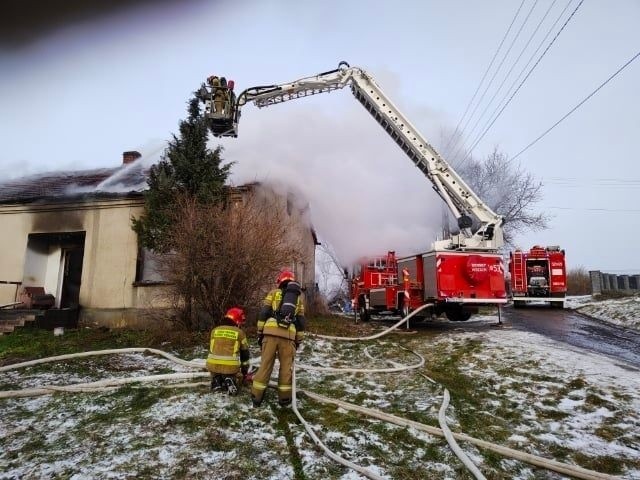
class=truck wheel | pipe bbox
[358,296,370,322]
[445,306,472,322]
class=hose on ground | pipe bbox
[296,342,486,478]
[0,342,620,480]
[312,303,431,341]
[0,347,204,372]
[439,388,487,480]
[301,389,618,480]
[291,366,386,480]
[0,372,210,399]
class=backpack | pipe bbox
[276,281,302,328]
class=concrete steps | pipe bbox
[0,310,39,335]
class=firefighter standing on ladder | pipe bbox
[251,270,305,407]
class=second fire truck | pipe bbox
[508,245,567,308]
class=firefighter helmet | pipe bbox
[224,307,246,326]
[277,270,295,286]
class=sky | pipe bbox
[1,0,639,273]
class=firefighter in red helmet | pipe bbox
[206,307,251,395]
[251,270,305,407]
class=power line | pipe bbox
[543,176,640,183]
[465,0,585,161]
[462,0,572,160]
[444,0,526,153]
[543,180,640,187]
[599,269,640,272]
[449,0,536,160]
[544,206,640,213]
[454,0,554,163]
[511,49,640,162]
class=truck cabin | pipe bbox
[350,252,398,288]
[526,261,550,291]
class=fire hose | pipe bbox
[0,318,620,480]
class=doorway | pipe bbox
[24,231,85,308]
[60,246,84,308]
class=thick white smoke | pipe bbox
[218,88,451,267]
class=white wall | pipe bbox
[44,245,62,299]
[22,237,49,288]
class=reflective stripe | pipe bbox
[208,354,239,362]
[278,385,292,392]
[207,327,247,373]
[213,330,239,340]
[207,359,239,366]
[252,381,267,391]
[264,318,296,334]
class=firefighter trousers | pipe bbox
[251,335,296,405]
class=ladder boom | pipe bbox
[203,62,504,251]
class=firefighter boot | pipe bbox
[223,377,238,396]
[279,398,292,408]
[211,375,223,392]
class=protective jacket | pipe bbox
[206,319,250,376]
[257,287,305,344]
[252,284,306,406]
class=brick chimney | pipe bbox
[122,150,142,165]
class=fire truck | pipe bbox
[200,61,508,321]
[508,246,566,308]
[350,248,505,322]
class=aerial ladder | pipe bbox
[199,61,504,254]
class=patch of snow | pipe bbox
[566,294,640,331]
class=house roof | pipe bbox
[0,163,319,240]
[0,163,148,205]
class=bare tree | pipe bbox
[160,188,305,331]
[454,147,549,245]
[316,241,349,301]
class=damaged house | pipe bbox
[0,151,318,331]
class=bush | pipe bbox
[162,190,306,331]
[567,266,591,295]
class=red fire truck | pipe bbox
[201,62,509,320]
[508,246,566,308]
[350,250,506,322]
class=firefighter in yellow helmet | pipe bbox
[206,307,251,395]
[251,270,305,407]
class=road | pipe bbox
[498,305,640,369]
[381,304,640,369]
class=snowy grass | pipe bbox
[566,294,640,331]
[2,305,640,479]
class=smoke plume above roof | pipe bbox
[219,91,449,266]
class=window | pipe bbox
[135,247,165,283]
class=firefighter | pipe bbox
[206,307,251,395]
[206,75,225,114]
[251,270,305,407]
